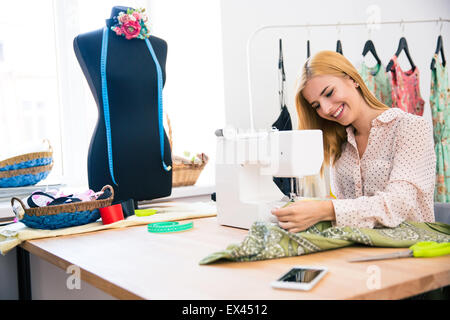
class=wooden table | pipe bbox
[20,216,450,300]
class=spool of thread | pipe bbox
[99,203,124,225]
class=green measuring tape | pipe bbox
[147,221,193,233]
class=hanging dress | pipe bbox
[359,61,393,107]
[389,55,425,116]
[430,53,450,202]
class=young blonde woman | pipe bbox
[271,50,436,232]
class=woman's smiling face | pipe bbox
[301,74,361,126]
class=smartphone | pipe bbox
[271,266,328,291]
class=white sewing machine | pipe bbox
[215,128,324,229]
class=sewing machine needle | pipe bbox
[290,178,295,201]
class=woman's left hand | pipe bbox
[271,200,335,233]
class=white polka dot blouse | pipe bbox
[330,108,436,228]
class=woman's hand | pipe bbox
[271,200,336,233]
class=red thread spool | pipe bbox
[99,204,124,225]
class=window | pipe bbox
[0,0,62,182]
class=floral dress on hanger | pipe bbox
[359,61,393,107]
[389,55,425,116]
[430,53,450,202]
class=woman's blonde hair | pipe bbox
[295,50,389,173]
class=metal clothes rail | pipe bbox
[246,18,450,131]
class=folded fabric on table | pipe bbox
[199,220,450,265]
[0,201,217,255]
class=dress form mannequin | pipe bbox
[73,6,172,208]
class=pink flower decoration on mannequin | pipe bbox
[118,13,130,24]
[132,11,141,21]
[113,26,123,36]
[121,20,141,39]
[110,8,150,40]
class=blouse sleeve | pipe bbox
[331,116,436,228]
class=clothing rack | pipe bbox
[246,18,450,131]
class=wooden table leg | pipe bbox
[16,247,32,300]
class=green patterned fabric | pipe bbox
[359,61,393,107]
[430,54,450,203]
[199,220,450,265]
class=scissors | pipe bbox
[348,241,450,263]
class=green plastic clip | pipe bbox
[135,209,157,217]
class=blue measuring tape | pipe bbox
[100,27,171,185]
[144,37,171,172]
[100,27,117,185]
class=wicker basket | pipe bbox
[0,139,54,187]
[0,139,53,171]
[172,153,209,187]
[11,185,114,230]
[0,163,53,188]
[166,114,208,187]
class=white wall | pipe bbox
[148,0,225,186]
[220,0,450,131]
